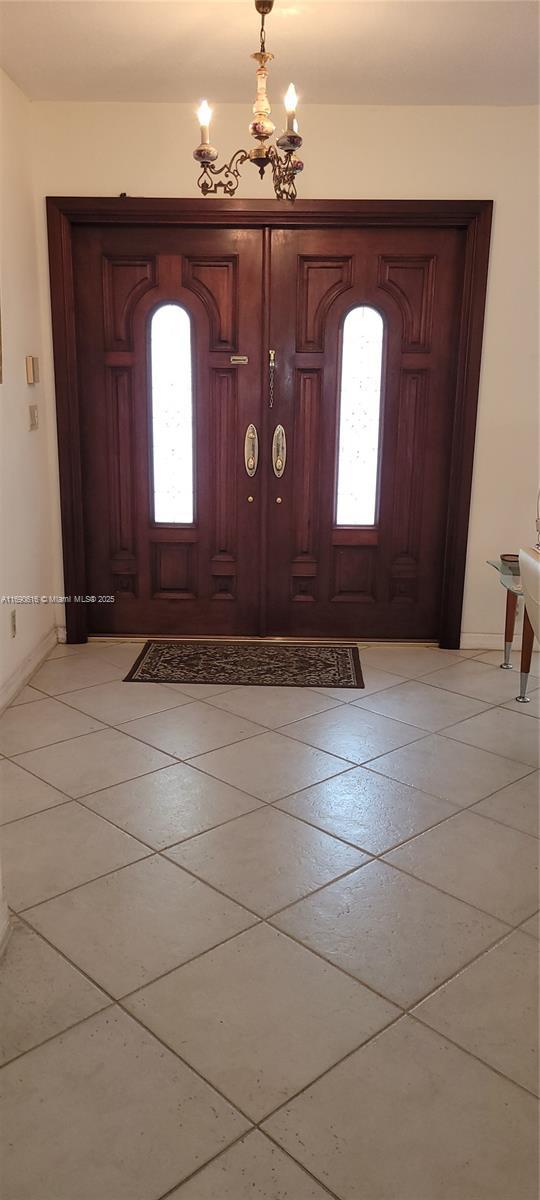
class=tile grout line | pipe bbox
[15,660,487,776]
[4,886,537,1136]
[0,795,72,829]
[246,706,537,777]
[74,791,265,852]
[518,916,540,940]
[3,746,534,844]
[118,996,406,1133]
[6,800,368,928]
[271,721,429,763]
[155,1128,343,1200]
[265,908,515,1013]
[4,748,537,947]
[0,998,117,1072]
[351,686,539,732]
[13,853,533,1082]
[251,1000,539,1131]
[266,774,539,852]
[372,854,539,927]
[12,806,520,1060]
[2,972,261,1128]
[7,769,537,943]
[8,673,540,765]
[152,1132,261,1200]
[13,849,156,915]
[6,903,535,1119]
[359,754,538,801]
[255,826,538,931]
[406,1011,539,1100]
[3,672,536,804]
[177,753,358,807]
[13,837,538,1054]
[2,685,280,763]
[6,909,263,1072]
[407,921,539,1010]
[155,847,372,925]
[118,914,403,1016]
[358,756,537,811]
[403,923,528,1013]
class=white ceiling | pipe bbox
[0,0,538,105]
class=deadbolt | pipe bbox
[276,496,282,504]
[247,495,254,503]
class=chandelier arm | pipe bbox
[267,145,298,203]
[196,150,250,197]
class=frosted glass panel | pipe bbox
[336,306,383,526]
[151,304,194,524]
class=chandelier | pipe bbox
[193,0,304,203]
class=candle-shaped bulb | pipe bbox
[197,100,212,144]
[284,83,298,132]
[284,84,297,113]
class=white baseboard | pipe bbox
[0,626,58,714]
[9,626,519,659]
[460,633,523,651]
[50,629,519,653]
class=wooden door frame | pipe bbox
[47,196,493,647]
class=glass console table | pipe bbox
[487,559,534,702]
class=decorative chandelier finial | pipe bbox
[193,0,304,202]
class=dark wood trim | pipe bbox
[259,226,272,638]
[46,197,493,646]
[47,197,490,228]
[332,528,379,547]
[46,201,88,642]
[438,200,493,647]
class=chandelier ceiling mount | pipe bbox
[193,0,304,202]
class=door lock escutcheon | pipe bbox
[272,424,286,478]
[244,423,259,477]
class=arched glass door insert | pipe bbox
[335,306,384,526]
[150,304,194,524]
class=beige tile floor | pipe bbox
[0,640,538,1200]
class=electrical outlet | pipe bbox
[10,609,16,638]
[28,404,39,431]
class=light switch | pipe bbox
[28,404,39,431]
[25,356,40,384]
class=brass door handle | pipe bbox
[244,424,259,477]
[272,424,286,478]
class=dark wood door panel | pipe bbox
[72,225,263,635]
[266,226,466,639]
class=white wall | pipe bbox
[0,72,57,702]
[24,100,540,644]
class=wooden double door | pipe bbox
[59,202,490,643]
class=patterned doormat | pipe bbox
[125,641,364,689]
